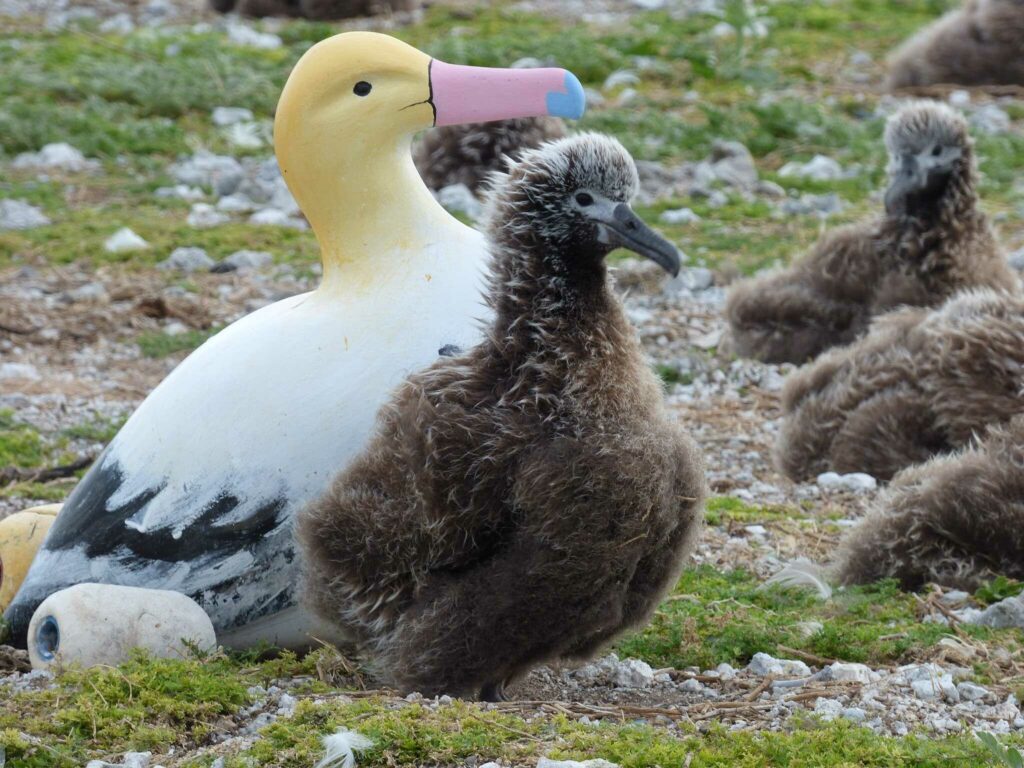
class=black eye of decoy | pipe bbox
[575,192,594,206]
[353,81,372,97]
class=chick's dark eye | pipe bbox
[931,145,942,157]
[353,81,372,97]
[575,192,594,207]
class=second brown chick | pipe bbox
[725,101,1017,365]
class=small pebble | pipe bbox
[104,227,149,253]
[0,199,50,230]
[659,207,701,225]
[747,653,811,678]
[187,203,230,229]
[816,471,877,493]
[158,247,214,273]
[0,363,41,381]
[778,155,843,181]
[212,106,255,127]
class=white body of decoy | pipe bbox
[4,31,585,649]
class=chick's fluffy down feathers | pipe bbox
[776,288,1024,482]
[887,0,1024,89]
[414,117,568,194]
[724,102,1018,365]
[297,134,705,699]
[209,0,419,19]
[834,414,1024,591]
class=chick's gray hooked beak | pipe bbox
[595,203,682,276]
[884,153,922,216]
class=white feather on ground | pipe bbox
[761,558,833,600]
[315,728,374,768]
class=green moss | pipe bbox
[0,479,76,502]
[135,326,222,358]
[617,566,1019,671]
[2,594,1019,766]
[61,416,127,445]
[0,31,286,159]
[976,576,1024,606]
[0,410,45,469]
[0,411,87,500]
[220,696,997,768]
[979,732,1024,768]
[655,363,694,387]
[703,496,804,526]
[2,0,1019,278]
[0,196,318,270]
[1,653,252,766]
[0,650,322,767]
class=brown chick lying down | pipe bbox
[834,414,1024,592]
[886,0,1024,90]
[776,288,1024,483]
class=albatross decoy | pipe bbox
[3,32,585,649]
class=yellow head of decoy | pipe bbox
[274,32,585,280]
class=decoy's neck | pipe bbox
[280,136,463,292]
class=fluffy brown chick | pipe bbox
[834,414,1024,591]
[725,101,1018,364]
[413,117,568,195]
[775,288,1024,482]
[887,0,1024,90]
[209,0,418,19]
[297,134,706,701]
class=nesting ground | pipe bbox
[3,0,1024,766]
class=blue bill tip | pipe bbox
[546,71,586,121]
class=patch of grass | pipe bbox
[0,479,77,502]
[1,652,251,766]
[2,0,1019,278]
[0,31,287,159]
[980,732,1024,768]
[703,496,804,526]
[135,326,222,358]
[655,363,694,387]
[61,416,127,445]
[0,409,45,469]
[0,194,317,270]
[976,576,1024,606]
[0,650,322,767]
[222,696,996,768]
[0,411,88,500]
[617,566,1020,672]
[1,599,1018,766]
[399,6,633,84]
